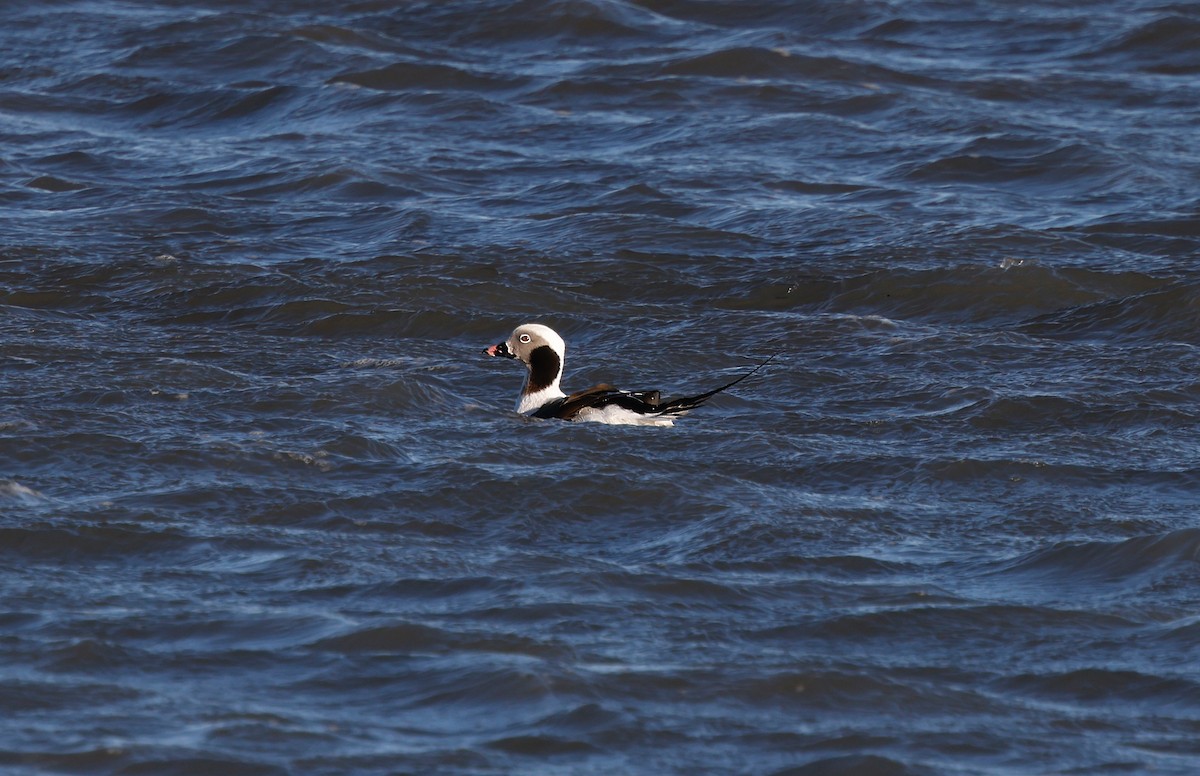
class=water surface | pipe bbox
[2,1,1199,774]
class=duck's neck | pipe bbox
[517,345,565,413]
[517,381,566,414]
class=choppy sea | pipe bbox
[2,1,1200,774]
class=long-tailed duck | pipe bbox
[483,323,771,426]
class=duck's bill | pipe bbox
[483,341,512,358]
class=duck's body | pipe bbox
[483,323,769,427]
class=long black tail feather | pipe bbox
[657,353,777,415]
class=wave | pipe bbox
[810,264,1169,327]
[454,0,686,43]
[896,140,1121,193]
[0,524,197,561]
[1020,280,1200,343]
[997,668,1200,709]
[655,45,935,89]
[1071,211,1200,257]
[312,621,569,660]
[331,61,528,92]
[0,480,44,504]
[770,754,915,776]
[1074,14,1200,75]
[708,262,1196,348]
[990,528,1200,590]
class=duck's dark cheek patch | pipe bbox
[527,345,561,392]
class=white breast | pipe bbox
[517,385,566,415]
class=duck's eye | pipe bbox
[519,334,531,343]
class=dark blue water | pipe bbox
[2,1,1200,774]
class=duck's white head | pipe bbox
[483,323,567,413]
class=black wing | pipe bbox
[532,384,663,420]
[532,355,774,421]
